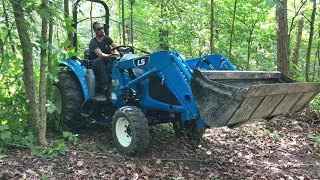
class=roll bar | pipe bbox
[72,0,110,51]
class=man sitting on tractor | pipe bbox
[88,21,118,95]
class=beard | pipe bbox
[97,32,104,37]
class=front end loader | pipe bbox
[53,46,320,155]
[52,0,320,155]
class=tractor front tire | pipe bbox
[112,106,150,156]
[54,71,86,130]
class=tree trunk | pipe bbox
[122,0,126,45]
[129,0,134,46]
[305,1,316,82]
[317,23,320,78]
[118,0,122,43]
[276,0,290,76]
[47,18,53,98]
[90,2,93,38]
[210,0,214,54]
[159,3,169,50]
[11,0,40,135]
[246,30,253,70]
[312,53,316,82]
[189,41,193,57]
[292,12,304,78]
[38,0,49,145]
[159,30,169,50]
[288,0,307,40]
[64,0,72,47]
[0,38,4,71]
[2,1,15,53]
[228,0,237,58]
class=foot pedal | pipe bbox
[92,93,108,102]
[80,100,94,117]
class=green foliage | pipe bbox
[0,125,9,131]
[0,64,30,144]
[31,139,69,158]
[40,163,56,179]
[273,119,278,125]
[150,124,174,142]
[259,121,266,126]
[310,95,320,111]
[1,131,11,141]
[272,130,281,139]
[307,134,320,149]
[46,100,56,114]
[41,173,49,180]
[63,132,78,145]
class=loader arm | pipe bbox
[111,51,204,127]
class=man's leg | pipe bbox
[92,58,110,90]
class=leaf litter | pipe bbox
[0,116,319,179]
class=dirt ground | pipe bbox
[0,116,319,180]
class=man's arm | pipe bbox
[111,42,130,53]
[94,42,121,59]
[94,48,111,59]
[111,42,118,48]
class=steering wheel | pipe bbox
[110,45,134,59]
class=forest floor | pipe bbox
[0,115,320,180]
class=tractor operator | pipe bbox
[88,21,118,96]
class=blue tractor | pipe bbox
[53,0,320,155]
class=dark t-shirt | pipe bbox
[88,35,114,60]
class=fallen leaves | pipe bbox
[76,160,84,167]
[0,118,319,179]
[155,159,161,164]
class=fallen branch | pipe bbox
[154,158,206,162]
[0,142,114,157]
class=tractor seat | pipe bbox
[81,59,94,69]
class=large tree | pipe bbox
[292,11,305,78]
[39,0,49,145]
[210,0,215,54]
[228,0,237,58]
[305,1,316,82]
[276,0,290,76]
[10,0,40,136]
[10,0,48,145]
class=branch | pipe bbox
[0,142,116,157]
[288,0,307,39]
[235,16,250,30]
[303,14,311,24]
[2,20,16,47]
[0,20,16,71]
[0,38,4,71]
[78,15,105,24]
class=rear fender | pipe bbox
[59,59,90,100]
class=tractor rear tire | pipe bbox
[112,106,150,156]
[54,71,86,130]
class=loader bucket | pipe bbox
[190,69,320,128]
